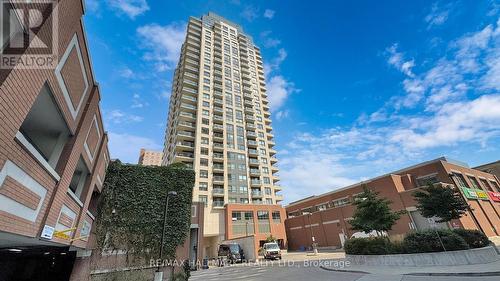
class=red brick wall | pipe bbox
[0,0,108,251]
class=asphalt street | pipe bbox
[189,262,500,281]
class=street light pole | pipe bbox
[156,190,178,280]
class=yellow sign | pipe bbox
[53,228,76,240]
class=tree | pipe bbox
[413,183,471,251]
[413,183,469,223]
[350,186,402,236]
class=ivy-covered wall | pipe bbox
[95,161,195,260]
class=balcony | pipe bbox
[213,142,224,151]
[251,180,261,187]
[213,106,224,114]
[270,157,278,163]
[182,87,198,95]
[213,152,224,159]
[181,95,197,104]
[213,200,225,208]
[214,98,223,105]
[212,188,225,195]
[213,133,224,141]
[181,103,197,112]
[176,141,194,149]
[249,158,259,166]
[213,176,225,183]
[247,140,257,148]
[213,164,224,171]
[249,169,260,176]
[179,112,196,120]
[213,124,224,132]
[178,121,195,129]
[246,131,257,139]
[178,131,195,139]
[275,194,284,202]
[175,152,194,159]
[248,149,258,156]
[213,115,224,124]
[251,190,263,198]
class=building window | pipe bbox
[240,198,249,204]
[490,181,500,192]
[200,158,208,166]
[416,174,439,187]
[317,203,329,211]
[200,170,208,178]
[201,137,209,144]
[332,197,350,208]
[265,187,271,195]
[467,176,480,189]
[17,83,71,175]
[452,173,469,188]
[199,182,208,191]
[272,211,281,223]
[480,178,493,191]
[265,198,273,205]
[68,157,90,204]
[1,3,24,52]
[257,211,270,233]
[199,195,208,207]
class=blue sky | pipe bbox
[84,0,500,203]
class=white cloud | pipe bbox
[108,132,162,163]
[279,17,500,203]
[137,22,186,71]
[119,67,134,78]
[425,3,451,29]
[107,0,149,19]
[131,93,149,108]
[263,9,275,19]
[106,109,144,124]
[264,48,287,76]
[260,31,281,48]
[275,110,289,120]
[241,5,259,21]
[267,75,296,112]
[386,43,415,77]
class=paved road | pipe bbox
[189,263,500,281]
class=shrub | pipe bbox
[403,229,469,253]
[344,237,392,255]
[452,229,490,248]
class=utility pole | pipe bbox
[155,191,178,281]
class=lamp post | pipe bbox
[155,191,177,281]
[304,212,318,255]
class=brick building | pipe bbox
[475,160,500,179]
[138,148,163,166]
[285,157,500,251]
[0,0,109,280]
[224,204,287,255]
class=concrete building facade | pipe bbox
[162,12,285,257]
[0,0,109,279]
[285,157,500,251]
[138,148,163,166]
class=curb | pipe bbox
[320,266,500,276]
[319,266,369,274]
[405,272,500,277]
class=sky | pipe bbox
[84,0,500,204]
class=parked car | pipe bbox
[217,243,245,264]
[262,242,282,260]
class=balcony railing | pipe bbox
[213,188,225,195]
[213,176,225,182]
[213,200,225,207]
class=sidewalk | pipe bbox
[321,258,500,276]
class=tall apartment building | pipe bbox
[138,148,163,166]
[163,12,285,257]
[0,1,109,280]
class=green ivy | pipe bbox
[95,161,195,261]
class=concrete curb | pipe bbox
[319,266,369,274]
[319,266,500,276]
[405,272,500,277]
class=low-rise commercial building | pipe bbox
[475,160,500,179]
[285,157,500,251]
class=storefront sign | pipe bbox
[461,187,489,201]
[488,191,500,202]
[40,225,54,240]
